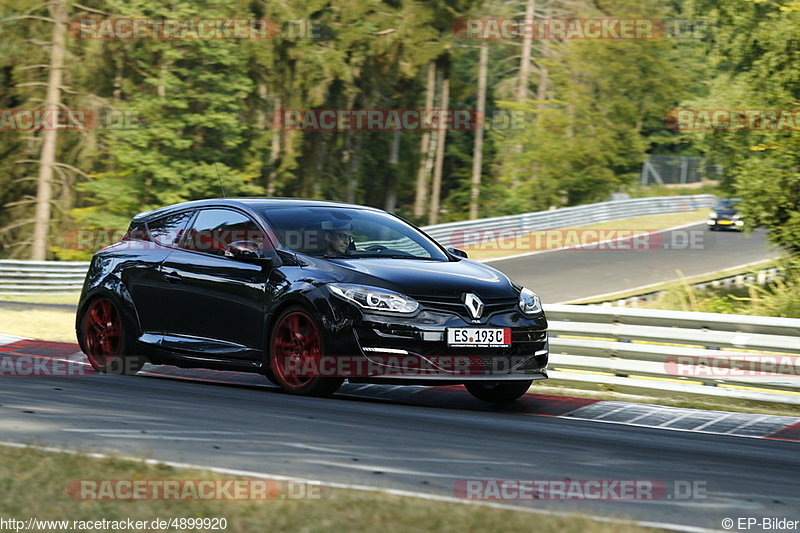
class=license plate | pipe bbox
[447,328,511,347]
[719,220,732,225]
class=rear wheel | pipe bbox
[268,306,343,396]
[79,296,145,375]
[465,380,533,403]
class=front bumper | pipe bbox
[707,218,743,229]
[321,297,549,381]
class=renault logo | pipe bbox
[462,293,484,320]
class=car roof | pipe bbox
[132,197,382,221]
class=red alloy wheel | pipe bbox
[82,297,122,370]
[270,311,323,389]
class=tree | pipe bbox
[685,0,800,253]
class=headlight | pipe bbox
[518,287,542,316]
[328,283,419,314]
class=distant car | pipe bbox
[75,198,549,403]
[707,198,743,231]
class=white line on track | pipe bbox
[692,413,735,432]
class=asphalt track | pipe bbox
[0,340,798,531]
[488,224,778,303]
[0,222,794,531]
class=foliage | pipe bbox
[647,259,800,318]
[0,0,795,263]
[683,0,800,254]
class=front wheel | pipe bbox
[79,296,146,375]
[268,306,343,397]
[465,380,533,403]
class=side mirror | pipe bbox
[447,247,468,259]
[225,241,274,266]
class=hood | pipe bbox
[306,257,519,299]
[713,209,739,217]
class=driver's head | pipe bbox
[321,220,353,255]
[324,230,352,254]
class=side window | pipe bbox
[180,209,265,257]
[146,211,194,247]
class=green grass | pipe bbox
[0,308,76,343]
[0,292,81,305]
[0,445,656,533]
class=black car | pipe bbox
[707,198,743,231]
[76,199,548,402]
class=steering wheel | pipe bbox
[365,245,388,253]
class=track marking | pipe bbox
[692,413,734,432]
[722,415,767,434]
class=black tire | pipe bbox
[464,380,533,403]
[263,366,281,386]
[78,295,146,375]
[268,305,343,397]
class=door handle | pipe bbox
[163,271,182,284]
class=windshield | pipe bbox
[259,206,449,261]
[715,199,741,210]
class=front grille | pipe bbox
[356,325,548,375]
[412,295,519,318]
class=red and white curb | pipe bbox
[2,337,799,443]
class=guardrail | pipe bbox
[422,194,716,248]
[0,260,88,294]
[0,195,716,294]
[545,304,800,404]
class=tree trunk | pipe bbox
[469,42,488,220]
[31,0,67,260]
[266,93,282,196]
[413,61,436,218]
[428,71,449,225]
[516,0,536,103]
[346,135,362,204]
[384,130,400,212]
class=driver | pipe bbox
[321,220,354,256]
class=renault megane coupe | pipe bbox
[76,198,548,402]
